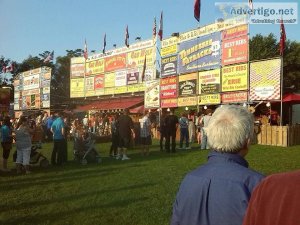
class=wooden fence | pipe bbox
[256,125,300,147]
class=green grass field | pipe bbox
[1,140,300,225]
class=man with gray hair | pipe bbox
[171,105,264,225]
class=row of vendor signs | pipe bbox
[70,16,281,109]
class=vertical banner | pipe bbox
[161,55,178,77]
[222,64,248,92]
[198,69,221,94]
[222,35,248,66]
[71,57,85,78]
[105,72,116,88]
[249,58,281,100]
[160,76,177,99]
[85,77,95,96]
[115,70,127,87]
[144,79,160,108]
[178,72,198,96]
[178,32,221,74]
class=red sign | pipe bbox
[160,76,177,99]
[94,74,104,89]
[104,53,126,72]
[221,91,248,103]
[222,35,248,66]
[222,24,248,40]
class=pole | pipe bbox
[280,56,283,126]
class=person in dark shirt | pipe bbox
[116,108,135,160]
[164,109,178,153]
[171,105,264,225]
[159,111,167,151]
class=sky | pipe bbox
[0,0,299,63]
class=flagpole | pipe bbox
[280,55,283,126]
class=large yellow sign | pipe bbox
[177,96,197,106]
[127,47,154,68]
[114,86,127,94]
[162,36,179,48]
[161,44,177,57]
[105,72,115,87]
[86,58,104,75]
[70,78,84,98]
[222,64,248,92]
[127,83,145,93]
[198,94,221,105]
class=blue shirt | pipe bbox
[51,117,65,140]
[0,125,11,142]
[47,117,54,130]
[171,151,265,225]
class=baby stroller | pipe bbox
[73,131,101,165]
[13,143,50,168]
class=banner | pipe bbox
[178,73,197,96]
[86,58,104,75]
[141,67,155,82]
[85,77,95,97]
[162,36,179,48]
[127,83,145,93]
[222,64,248,92]
[178,96,197,106]
[104,53,126,72]
[160,76,177,99]
[104,87,115,95]
[23,74,40,90]
[105,72,115,87]
[113,70,126,87]
[127,47,154,68]
[178,32,221,74]
[114,86,127,94]
[127,69,139,85]
[222,24,248,40]
[70,78,84,98]
[161,45,177,57]
[161,55,177,77]
[198,94,221,105]
[161,98,178,108]
[145,80,160,108]
[222,35,248,65]
[249,58,281,100]
[198,69,220,94]
[221,91,248,103]
[94,74,105,89]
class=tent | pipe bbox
[282,93,300,104]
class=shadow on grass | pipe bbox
[0,182,155,213]
[3,196,150,225]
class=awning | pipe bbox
[74,97,144,112]
[283,93,300,104]
[130,105,144,114]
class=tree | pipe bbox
[250,34,300,92]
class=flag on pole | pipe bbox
[2,63,14,73]
[2,65,6,73]
[43,51,54,63]
[84,39,88,60]
[125,25,129,48]
[141,55,147,82]
[158,11,163,41]
[248,0,253,11]
[102,33,107,54]
[194,0,201,22]
[153,17,157,40]
[280,19,286,56]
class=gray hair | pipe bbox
[206,105,254,153]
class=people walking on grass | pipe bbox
[195,112,204,145]
[0,116,13,172]
[165,109,178,153]
[200,109,212,150]
[50,112,65,165]
[139,110,152,156]
[178,112,190,150]
[116,108,135,160]
[159,111,167,151]
[109,114,119,157]
[15,116,34,174]
[171,105,265,225]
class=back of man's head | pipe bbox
[206,105,254,153]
